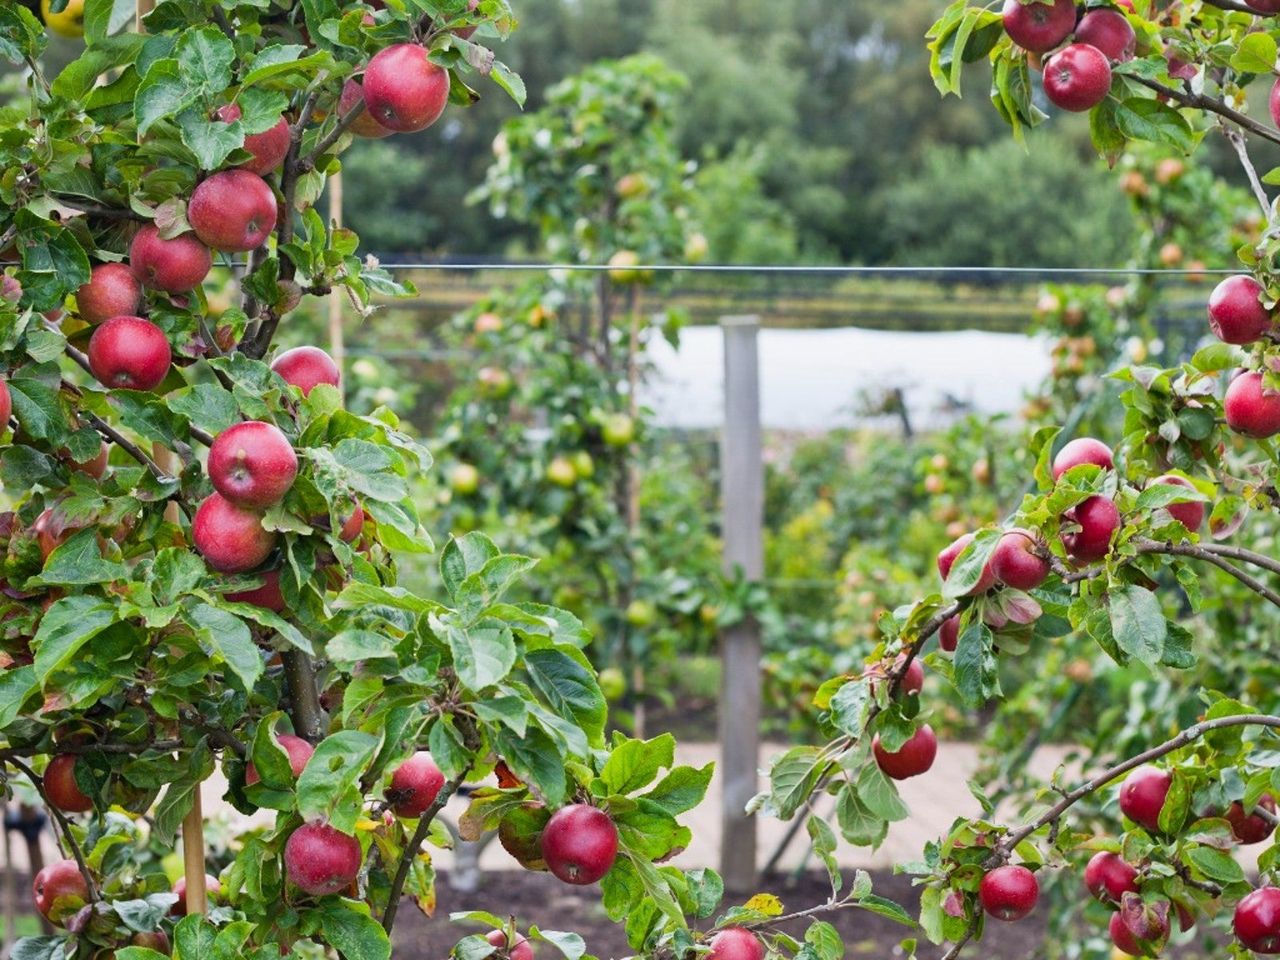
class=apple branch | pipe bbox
[1130,75,1280,149]
[281,649,325,743]
[5,756,99,902]
[381,769,468,932]
[301,101,368,172]
[1222,125,1272,218]
[1135,538,1280,608]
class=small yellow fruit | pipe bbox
[42,0,85,38]
[684,232,709,263]
[546,456,577,488]
[608,250,652,285]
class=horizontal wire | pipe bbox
[376,262,1237,277]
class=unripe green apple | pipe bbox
[625,599,656,628]
[602,413,635,447]
[684,232,709,263]
[546,456,577,488]
[571,451,595,479]
[450,463,480,495]
[597,666,626,701]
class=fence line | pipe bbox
[371,262,1237,277]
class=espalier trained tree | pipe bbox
[747,0,1280,956]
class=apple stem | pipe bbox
[5,756,98,902]
[1221,124,1272,219]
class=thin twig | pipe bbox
[381,772,467,932]
[1137,539,1280,608]
[1132,75,1280,148]
[5,757,98,902]
[1222,125,1271,217]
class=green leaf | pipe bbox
[941,528,999,598]
[953,622,1001,707]
[1184,845,1245,884]
[33,596,119,683]
[1231,32,1277,73]
[601,734,675,795]
[1112,98,1194,152]
[855,763,910,822]
[642,762,713,817]
[495,727,566,806]
[327,629,399,665]
[762,746,826,820]
[440,533,500,600]
[172,913,217,960]
[445,620,516,690]
[33,529,127,587]
[317,901,391,960]
[296,731,381,833]
[1108,585,1167,666]
[184,604,263,693]
[134,59,199,136]
[174,26,235,93]
[523,648,606,746]
[829,679,872,739]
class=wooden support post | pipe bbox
[181,788,207,915]
[327,171,346,398]
[718,315,763,892]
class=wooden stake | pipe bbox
[327,171,346,398]
[181,788,207,915]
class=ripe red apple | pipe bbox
[937,533,997,595]
[1226,794,1276,845]
[1150,475,1204,532]
[1235,886,1280,953]
[66,441,110,480]
[246,732,314,786]
[129,225,212,293]
[1247,0,1280,12]
[1000,0,1075,52]
[1208,275,1273,345]
[1110,904,1169,957]
[284,821,363,896]
[991,528,1050,590]
[979,865,1039,921]
[170,873,221,915]
[0,377,11,428]
[130,930,171,952]
[207,421,298,509]
[485,931,533,960]
[707,927,764,960]
[224,567,286,612]
[1271,77,1280,128]
[454,0,482,38]
[1119,766,1172,832]
[540,804,619,885]
[215,103,292,175]
[1225,371,1280,438]
[0,275,19,302]
[1075,8,1135,61]
[939,616,960,652]
[33,508,71,560]
[1052,437,1114,480]
[1043,44,1113,113]
[1084,851,1140,903]
[33,859,89,925]
[87,316,172,391]
[900,658,924,696]
[192,492,278,574]
[44,754,92,813]
[386,752,445,818]
[271,345,341,396]
[1060,495,1120,564]
[338,79,395,139]
[76,262,142,324]
[188,170,278,253]
[361,44,451,133]
[339,505,364,543]
[873,724,938,780]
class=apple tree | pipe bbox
[746,1,1280,957]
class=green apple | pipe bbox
[597,667,626,701]
[546,456,577,488]
[449,463,480,495]
[684,232,709,263]
[608,250,652,285]
[571,451,595,479]
[602,414,635,447]
[625,599,657,628]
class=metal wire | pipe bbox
[373,261,1237,276]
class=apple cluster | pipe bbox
[1203,274,1280,440]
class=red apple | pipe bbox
[1150,474,1204,532]
[66,441,110,480]
[1119,766,1172,833]
[339,504,364,543]
[539,804,619,885]
[937,532,997,595]
[454,0,482,38]
[707,927,764,960]
[361,44,451,133]
[129,225,212,293]
[284,822,363,896]
[991,528,1050,590]
[1001,0,1075,52]
[939,616,960,652]
[33,507,72,561]
[1084,851,1140,903]
[215,103,292,175]
[271,345,341,396]
[1052,437,1114,480]
[188,170,279,253]
[1271,76,1280,128]
[979,865,1039,921]
[170,873,221,915]
[1235,886,1280,953]
[1075,8,1135,61]
[224,567,286,612]
[246,733,314,786]
[1110,903,1170,957]
[1060,495,1120,564]
[1226,794,1276,845]
[386,752,445,818]
[0,377,11,428]
[76,263,142,324]
[44,754,92,813]
[1043,43,1113,112]
[192,492,278,574]
[87,316,172,391]
[485,931,533,960]
[1247,0,1280,12]
[33,859,89,925]
[1208,275,1273,345]
[872,725,938,780]
[130,931,171,952]
[207,421,298,509]
[1225,371,1280,438]
[338,79,395,139]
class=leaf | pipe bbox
[440,533,500,600]
[601,734,675,795]
[445,620,516,691]
[529,930,585,960]
[173,914,217,960]
[33,529,127,586]
[829,679,872,739]
[941,528,999,598]
[855,763,910,822]
[1184,845,1245,884]
[762,746,826,820]
[642,762,714,817]
[953,622,1001,707]
[184,604,263,693]
[1112,98,1194,152]
[317,901,391,960]
[495,727,566,806]
[1231,32,1277,73]
[32,596,118,683]
[1108,585,1167,666]
[523,648,606,746]
[134,59,198,136]
[296,730,381,833]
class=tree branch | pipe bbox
[281,650,325,743]
[1222,125,1271,218]
[5,757,98,902]
[381,771,467,932]
[1131,75,1280,148]
[1136,538,1280,608]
